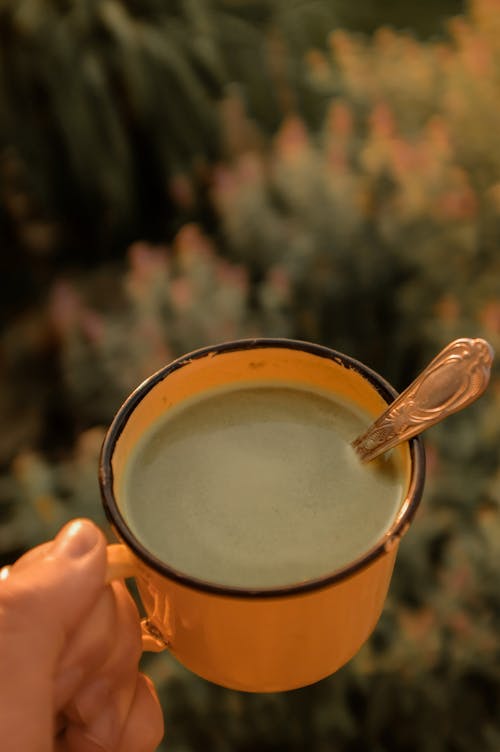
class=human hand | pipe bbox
[0,519,164,752]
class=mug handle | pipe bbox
[106,543,168,653]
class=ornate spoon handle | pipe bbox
[352,338,494,463]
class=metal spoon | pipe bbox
[352,338,494,463]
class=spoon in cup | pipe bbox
[352,338,494,463]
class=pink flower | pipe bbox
[425,116,453,161]
[80,309,105,346]
[169,174,195,209]
[369,102,396,140]
[274,116,311,161]
[174,224,213,266]
[326,101,354,139]
[267,266,290,301]
[215,262,248,292]
[434,170,478,220]
[305,49,331,83]
[479,300,500,334]
[48,281,82,337]
[237,153,265,185]
[169,278,194,312]
[128,243,168,281]
[434,294,461,323]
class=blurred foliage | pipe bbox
[331,0,465,38]
[0,0,465,289]
[0,0,339,266]
[0,230,289,559]
[1,0,500,750]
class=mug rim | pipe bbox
[99,338,425,599]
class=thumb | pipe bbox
[0,519,108,752]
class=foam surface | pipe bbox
[122,382,403,588]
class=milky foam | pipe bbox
[122,382,403,588]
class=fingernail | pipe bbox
[53,519,100,559]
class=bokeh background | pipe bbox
[1,1,500,749]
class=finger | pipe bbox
[53,584,117,711]
[57,582,142,716]
[117,674,164,752]
[0,519,107,752]
[9,541,53,570]
[63,673,164,752]
[62,673,137,752]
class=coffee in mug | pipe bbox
[122,382,403,589]
[100,339,425,691]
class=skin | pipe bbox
[0,518,164,752]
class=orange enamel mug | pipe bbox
[99,339,425,692]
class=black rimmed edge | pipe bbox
[99,338,426,600]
